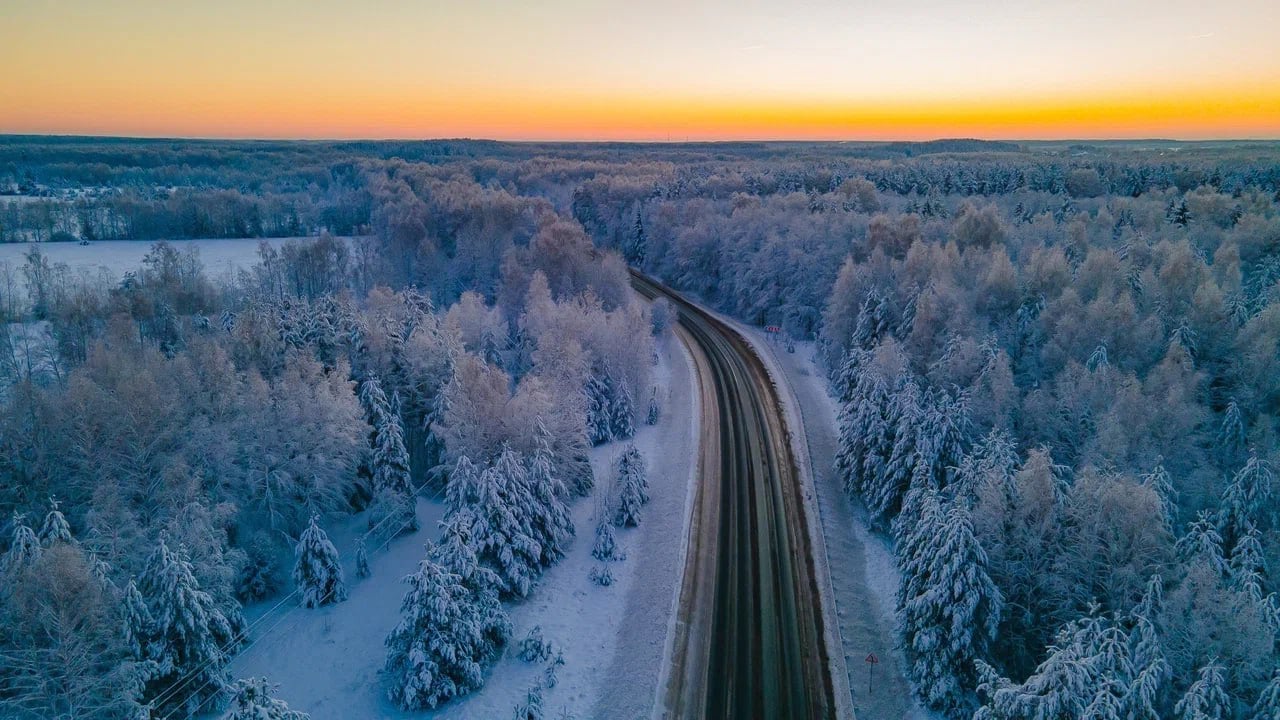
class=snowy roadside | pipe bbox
[226,329,699,720]
[723,318,938,720]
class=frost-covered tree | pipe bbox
[1219,453,1275,552]
[355,538,371,579]
[123,579,154,661]
[38,497,73,547]
[612,445,649,527]
[227,677,309,720]
[137,538,236,714]
[1174,663,1231,720]
[526,420,574,567]
[431,507,512,658]
[385,550,504,710]
[610,379,635,441]
[1177,512,1229,577]
[592,517,620,561]
[898,491,1002,718]
[471,448,543,598]
[1253,669,1280,720]
[1141,458,1178,536]
[586,374,614,446]
[646,393,660,425]
[976,613,1110,720]
[1,513,41,578]
[1229,520,1267,599]
[292,516,347,608]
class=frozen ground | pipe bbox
[227,330,699,720]
[0,237,310,294]
[730,325,938,720]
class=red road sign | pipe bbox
[765,325,782,333]
[865,653,879,664]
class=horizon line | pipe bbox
[3,132,1279,145]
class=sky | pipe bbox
[1,0,1277,141]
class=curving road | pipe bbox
[633,272,837,720]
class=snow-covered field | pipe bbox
[0,237,297,289]
[730,324,938,720]
[227,330,700,720]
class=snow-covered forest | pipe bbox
[2,137,1280,718]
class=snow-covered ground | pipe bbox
[227,330,700,720]
[0,237,303,292]
[728,324,938,720]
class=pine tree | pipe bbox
[613,445,649,527]
[872,377,924,520]
[385,550,504,710]
[592,517,620,561]
[898,494,1002,718]
[293,515,347,608]
[1176,512,1228,577]
[355,538,371,579]
[609,378,636,441]
[38,496,73,546]
[1141,458,1178,535]
[472,448,543,598]
[1253,669,1280,720]
[138,538,235,714]
[1228,519,1266,600]
[432,507,512,657]
[228,677,310,720]
[513,683,545,720]
[975,614,1106,720]
[1219,453,1275,551]
[1,512,41,578]
[526,420,574,567]
[1175,663,1230,720]
[123,579,155,662]
[373,391,414,498]
[1219,398,1247,463]
[447,456,482,512]
[624,208,647,266]
[1127,577,1169,720]
[585,374,614,446]
[646,393,660,425]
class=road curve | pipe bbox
[633,272,837,720]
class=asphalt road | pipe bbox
[633,272,836,720]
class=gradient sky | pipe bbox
[2,0,1278,140]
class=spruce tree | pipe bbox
[293,515,347,608]
[613,445,649,527]
[1,512,41,578]
[592,517,620,561]
[228,677,310,720]
[355,538,371,579]
[1176,512,1228,577]
[373,392,414,498]
[123,579,155,662]
[646,393,660,425]
[1174,663,1230,720]
[1219,453,1275,551]
[527,420,574,567]
[586,374,614,446]
[138,538,235,714]
[38,496,73,546]
[1141,458,1178,536]
[472,448,543,598]
[610,379,636,441]
[385,550,503,710]
[898,494,1002,718]
[432,507,512,657]
[1253,669,1280,720]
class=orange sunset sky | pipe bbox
[2,0,1278,141]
